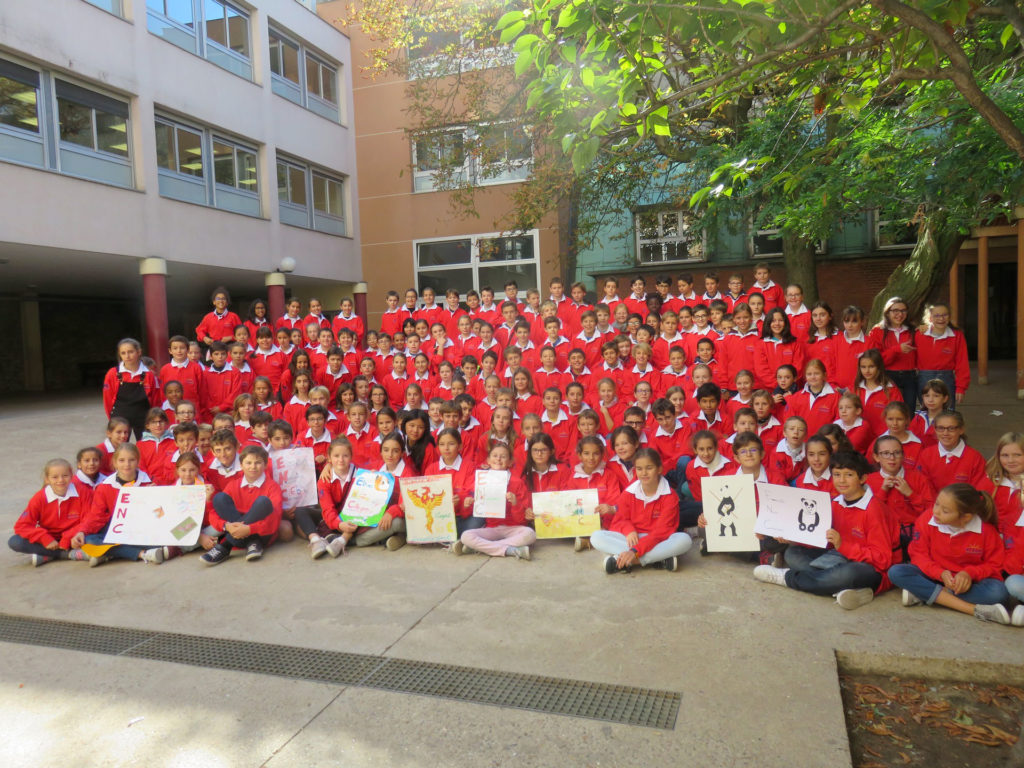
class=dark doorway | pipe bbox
[961,263,1017,360]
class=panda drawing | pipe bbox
[717,487,738,537]
[798,497,820,533]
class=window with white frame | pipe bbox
[269,27,340,122]
[146,0,252,80]
[276,155,347,235]
[83,0,123,16]
[874,209,918,250]
[406,17,513,78]
[412,124,531,192]
[636,209,704,264]
[155,114,260,216]
[750,226,826,257]
[414,231,540,297]
[0,57,133,188]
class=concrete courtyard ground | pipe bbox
[0,363,1022,768]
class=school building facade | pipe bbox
[0,0,361,395]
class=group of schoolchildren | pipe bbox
[12,264,1024,628]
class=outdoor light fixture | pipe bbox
[278,256,296,273]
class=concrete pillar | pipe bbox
[353,281,368,332]
[140,257,169,368]
[978,236,989,385]
[266,272,287,323]
[20,289,44,392]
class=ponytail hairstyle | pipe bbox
[939,482,998,527]
[42,458,74,481]
[522,432,558,490]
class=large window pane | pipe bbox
[478,263,538,293]
[204,0,226,47]
[287,165,306,205]
[0,75,39,133]
[415,131,464,172]
[270,34,300,83]
[155,122,174,169]
[58,100,94,149]
[306,58,320,97]
[237,148,257,189]
[320,67,336,104]
[417,268,474,296]
[176,126,203,177]
[212,139,234,186]
[165,0,194,26]
[226,6,249,57]
[478,235,533,262]
[417,239,471,267]
[95,111,128,156]
[313,174,343,217]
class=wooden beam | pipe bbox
[949,257,959,326]
[1019,221,1024,399]
[979,236,989,385]
[970,224,1018,238]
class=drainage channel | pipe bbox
[0,613,680,730]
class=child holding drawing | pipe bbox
[453,443,533,560]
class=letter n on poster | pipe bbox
[754,484,832,549]
[701,475,759,552]
[103,486,206,547]
[401,474,456,544]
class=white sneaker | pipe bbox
[573,537,590,552]
[140,547,165,564]
[507,545,530,561]
[326,536,346,558]
[450,540,466,556]
[974,603,1011,625]
[836,588,874,610]
[309,537,328,560]
[901,589,923,607]
[1012,605,1024,627]
[752,564,789,586]
[385,534,406,551]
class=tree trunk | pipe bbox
[868,214,966,325]
[782,234,819,304]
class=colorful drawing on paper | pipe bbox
[701,474,759,552]
[269,447,317,508]
[754,484,832,549]
[340,469,395,527]
[532,489,601,539]
[401,474,457,544]
[102,485,206,547]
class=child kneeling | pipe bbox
[753,451,891,609]
[592,448,692,573]
[201,445,283,565]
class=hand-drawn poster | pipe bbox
[270,447,317,508]
[754,483,832,549]
[532,489,600,539]
[473,470,509,518]
[340,469,395,527]
[102,485,206,547]
[401,474,457,544]
[701,474,759,552]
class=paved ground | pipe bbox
[0,363,1021,768]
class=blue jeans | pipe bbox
[212,493,274,548]
[783,545,881,596]
[887,369,918,410]
[889,563,1009,605]
[591,530,692,565]
[8,534,59,557]
[456,515,487,536]
[1006,574,1024,602]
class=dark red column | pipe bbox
[140,258,169,367]
[266,273,286,324]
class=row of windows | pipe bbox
[414,232,540,298]
[82,0,341,122]
[636,209,917,265]
[0,56,347,235]
[411,123,531,192]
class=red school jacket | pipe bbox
[209,473,283,539]
[195,310,242,344]
[540,411,579,464]
[685,456,736,502]
[332,313,365,345]
[317,466,355,531]
[916,442,994,494]
[831,489,895,575]
[16,485,91,549]
[794,467,835,495]
[567,463,622,527]
[201,365,242,417]
[868,325,916,371]
[907,510,1004,583]
[866,468,936,527]
[424,457,477,518]
[650,421,695,469]
[75,472,154,537]
[250,349,288,392]
[834,417,876,456]
[833,332,868,391]
[785,384,840,438]
[857,383,902,437]
[754,338,806,391]
[608,478,679,557]
[102,365,161,418]
[914,328,970,395]
[748,281,783,312]
[159,360,206,406]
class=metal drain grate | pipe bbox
[0,613,679,730]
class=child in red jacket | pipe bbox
[754,451,891,610]
[917,411,993,493]
[200,445,283,565]
[591,447,693,573]
[315,436,358,558]
[102,338,161,438]
[889,484,1010,624]
[454,443,534,559]
[9,459,91,565]
[195,286,242,347]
